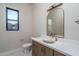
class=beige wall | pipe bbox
[0,3,33,53]
[32,3,52,36]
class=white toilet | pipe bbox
[22,43,32,54]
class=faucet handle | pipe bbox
[49,32,52,36]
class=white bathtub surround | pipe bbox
[32,37,79,56]
[0,47,32,56]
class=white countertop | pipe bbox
[32,37,79,56]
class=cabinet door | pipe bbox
[32,42,38,56]
[41,45,53,56]
[45,47,54,56]
[32,41,42,56]
[54,50,65,56]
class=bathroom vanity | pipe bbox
[32,37,79,56]
[32,3,79,56]
[32,40,65,56]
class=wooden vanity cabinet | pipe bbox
[32,40,65,56]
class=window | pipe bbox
[6,7,19,31]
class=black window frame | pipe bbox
[6,7,19,31]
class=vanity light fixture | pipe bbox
[47,3,63,11]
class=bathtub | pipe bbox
[0,43,32,56]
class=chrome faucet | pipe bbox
[50,32,57,41]
[49,32,55,37]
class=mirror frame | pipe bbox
[46,7,64,38]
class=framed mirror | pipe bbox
[47,4,64,37]
[6,7,19,31]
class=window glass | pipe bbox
[6,7,19,31]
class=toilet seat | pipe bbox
[22,43,32,54]
[22,43,32,48]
